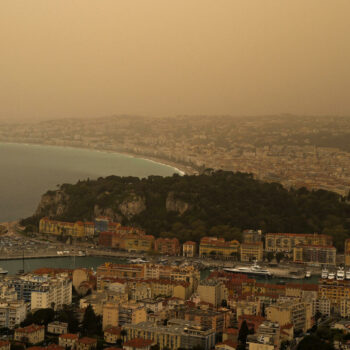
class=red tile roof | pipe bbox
[78,338,97,345]
[16,325,44,333]
[47,345,65,350]
[123,338,153,348]
[105,327,121,335]
[59,334,79,340]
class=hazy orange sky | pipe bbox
[1,1,350,121]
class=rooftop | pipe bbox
[123,338,153,348]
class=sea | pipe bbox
[0,142,181,222]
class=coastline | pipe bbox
[0,141,197,176]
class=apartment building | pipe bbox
[30,275,72,310]
[340,299,350,318]
[97,263,145,283]
[143,264,200,293]
[0,300,27,329]
[47,321,68,335]
[76,338,97,350]
[124,319,215,350]
[318,279,350,308]
[183,241,197,257]
[243,230,262,244]
[0,284,17,301]
[118,302,147,326]
[39,218,93,238]
[14,324,45,344]
[3,273,71,310]
[104,327,122,344]
[5,274,49,303]
[257,321,281,349]
[169,305,229,333]
[199,237,240,259]
[293,244,336,265]
[80,291,127,316]
[154,238,180,256]
[0,341,10,350]
[246,335,275,350]
[197,280,225,307]
[103,302,119,329]
[123,234,155,253]
[266,300,312,332]
[313,298,331,316]
[265,233,332,253]
[240,242,264,262]
[58,333,79,349]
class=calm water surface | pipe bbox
[0,143,179,222]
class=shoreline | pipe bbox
[0,141,197,176]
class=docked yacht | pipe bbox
[328,271,335,280]
[224,261,272,278]
[128,258,149,264]
[337,267,345,281]
[321,268,328,279]
[0,267,8,275]
[305,270,311,278]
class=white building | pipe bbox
[314,298,331,316]
[31,274,72,310]
[0,300,27,329]
[340,299,350,318]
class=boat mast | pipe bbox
[22,250,24,272]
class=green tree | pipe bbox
[238,320,249,345]
[56,305,80,333]
[297,335,333,350]
[276,252,284,263]
[266,252,274,262]
[81,304,102,336]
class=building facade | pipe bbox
[293,245,336,265]
[124,319,215,350]
[0,300,27,329]
[183,241,197,257]
[154,238,180,256]
[265,233,332,253]
[14,324,45,344]
[199,237,240,259]
[266,300,312,332]
[240,242,263,262]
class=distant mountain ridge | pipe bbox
[22,171,350,251]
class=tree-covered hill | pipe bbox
[22,171,350,251]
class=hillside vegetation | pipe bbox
[22,171,350,251]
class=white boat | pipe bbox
[0,267,8,275]
[305,270,311,278]
[337,267,345,281]
[321,268,328,279]
[224,261,272,278]
[346,269,350,280]
[128,258,149,264]
[328,272,335,280]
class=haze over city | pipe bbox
[1,0,350,121]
